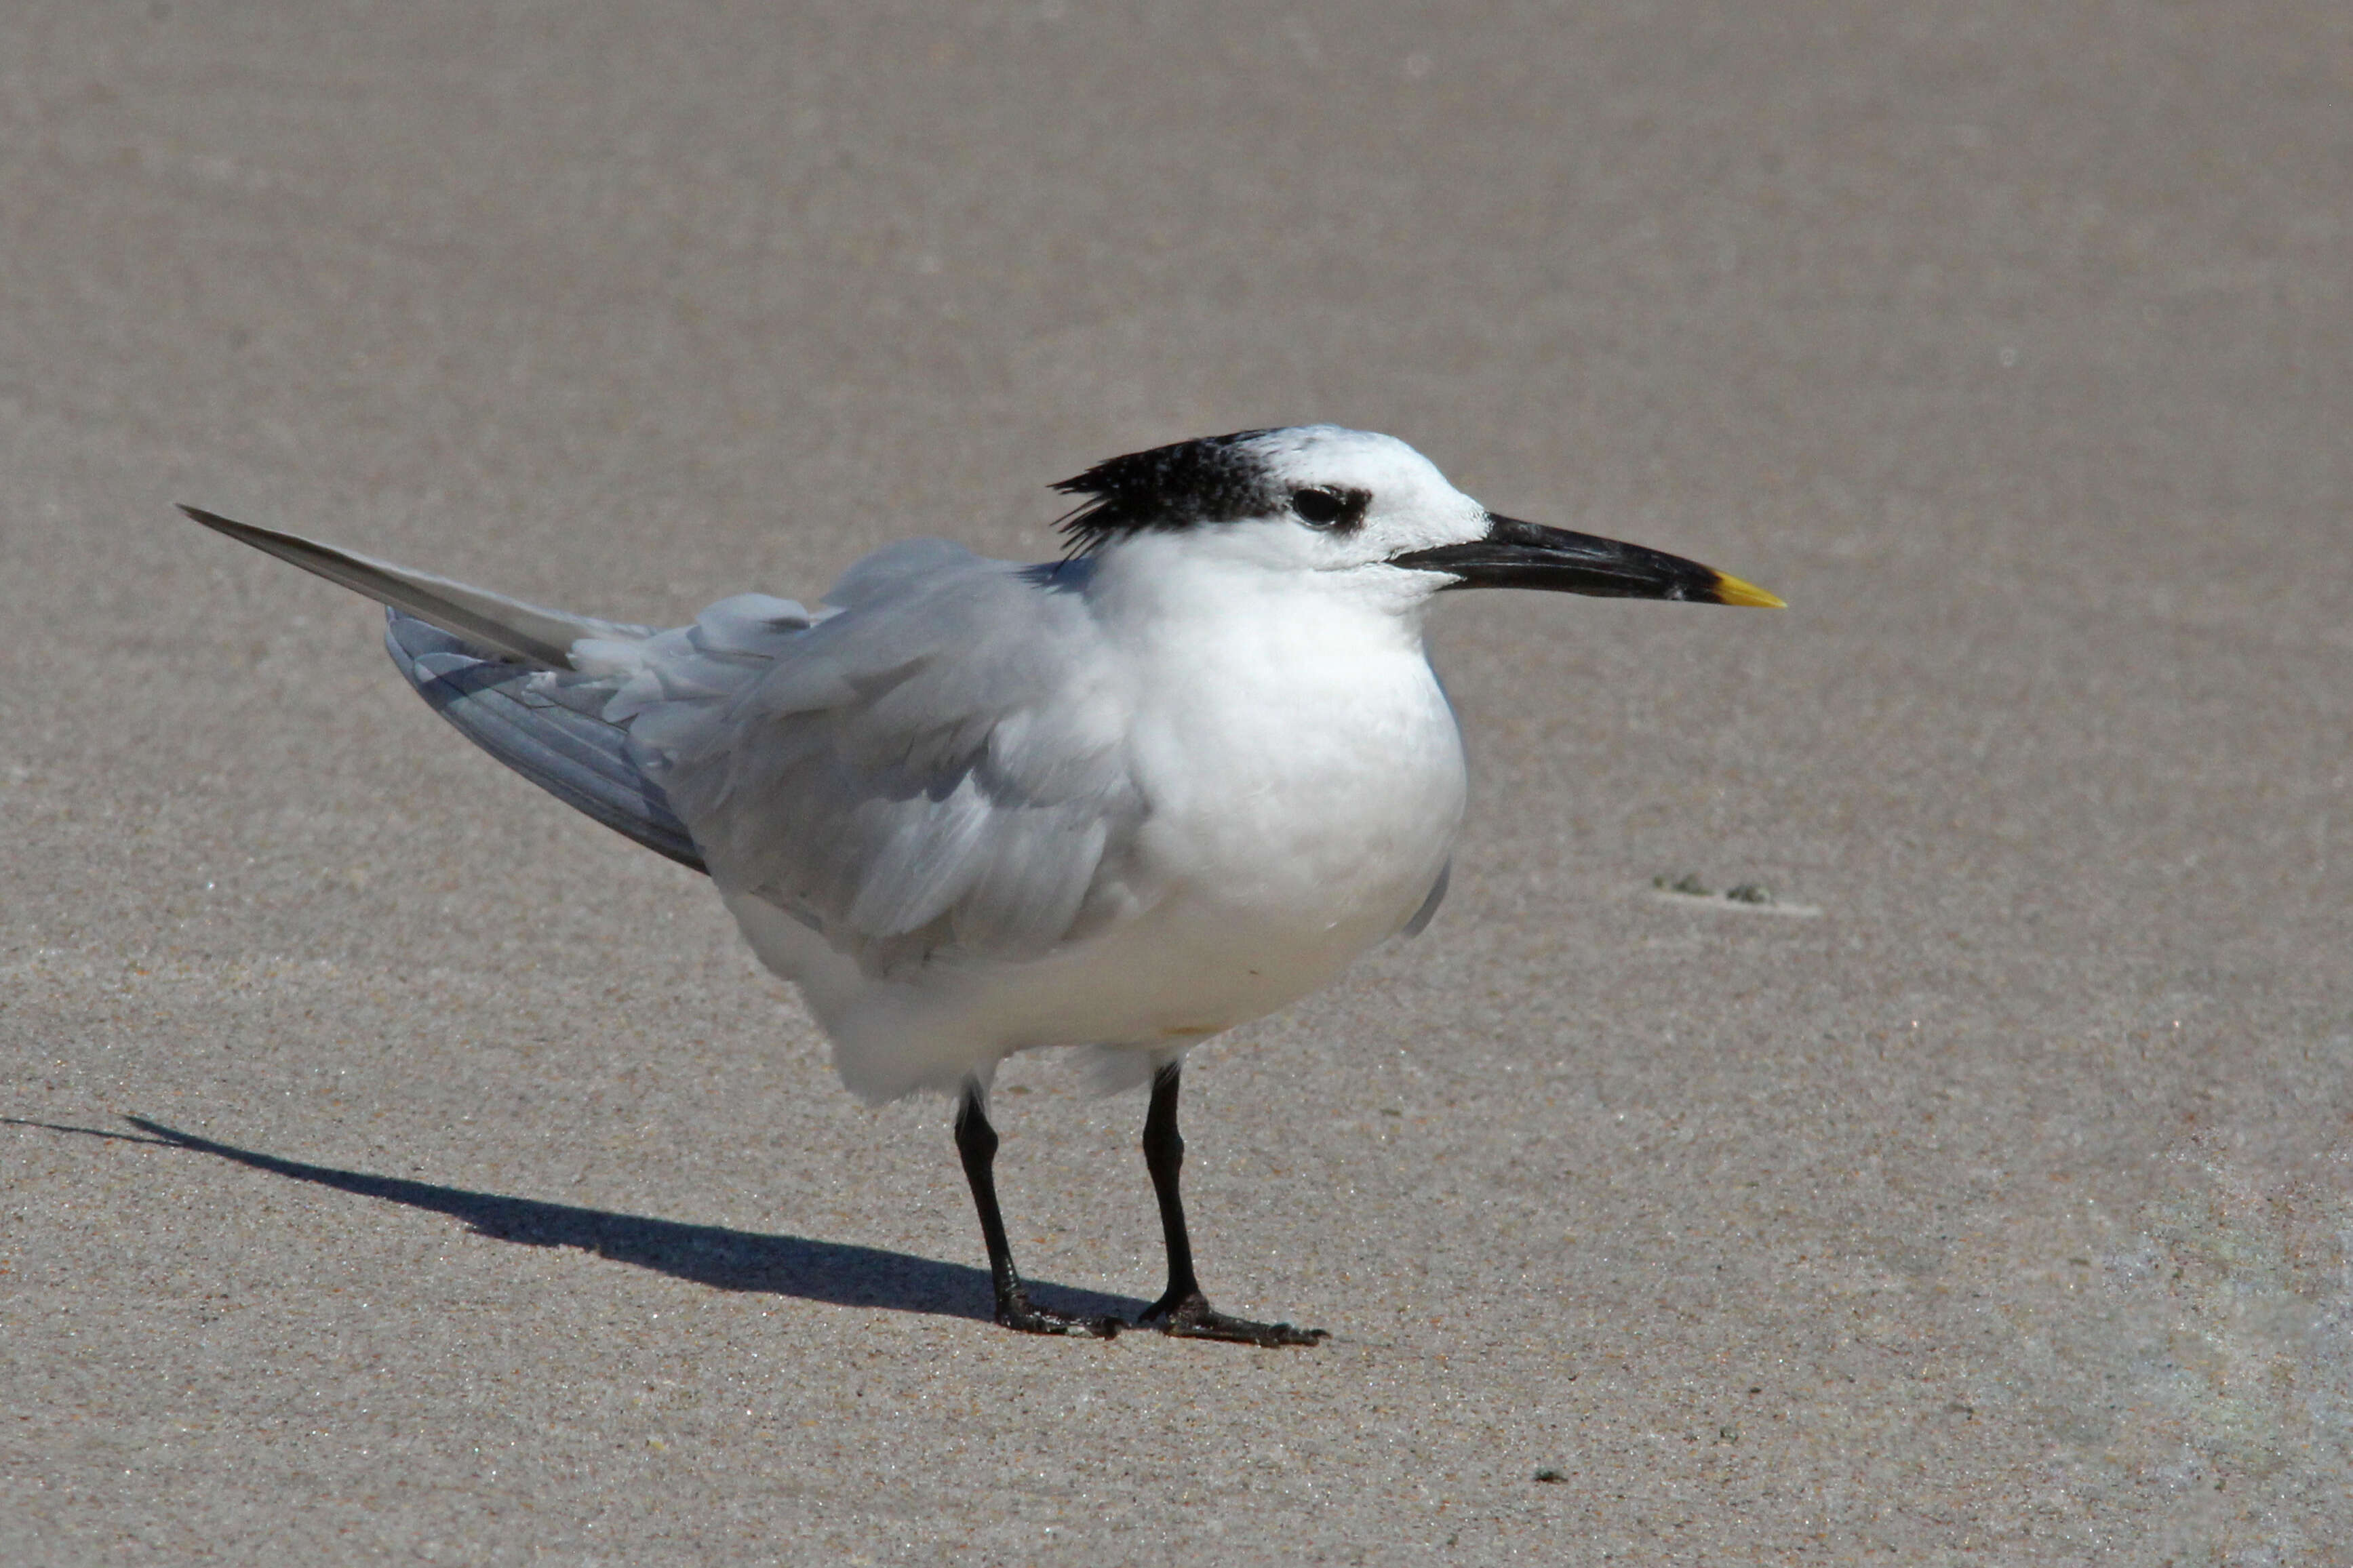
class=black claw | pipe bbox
[1000,1306,1122,1338]
[1139,1288,1327,1348]
[997,1283,1121,1338]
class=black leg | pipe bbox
[1136,1062,1327,1347]
[954,1083,1118,1338]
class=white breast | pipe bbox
[1038,540,1469,1037]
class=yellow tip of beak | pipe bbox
[1709,573,1786,609]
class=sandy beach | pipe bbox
[4,3,2348,1561]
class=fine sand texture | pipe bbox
[4,3,2349,1562]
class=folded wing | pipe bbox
[187,506,1143,976]
[589,544,1143,973]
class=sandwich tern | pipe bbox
[184,424,1779,1346]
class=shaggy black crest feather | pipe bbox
[1052,430,1287,552]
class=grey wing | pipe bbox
[386,610,707,872]
[595,544,1142,971]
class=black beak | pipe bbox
[1390,514,1783,607]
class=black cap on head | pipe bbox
[1052,430,1286,552]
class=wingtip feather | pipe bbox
[179,503,606,668]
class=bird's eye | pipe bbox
[1291,487,1349,527]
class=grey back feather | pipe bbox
[586,542,1145,972]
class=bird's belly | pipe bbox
[1062,881,1422,1039]
[1000,656,1470,1046]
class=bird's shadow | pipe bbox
[7,1116,1145,1325]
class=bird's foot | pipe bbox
[1140,1289,1327,1348]
[997,1287,1122,1338]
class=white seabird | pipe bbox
[186,424,1779,1345]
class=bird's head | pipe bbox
[1054,425,1781,609]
